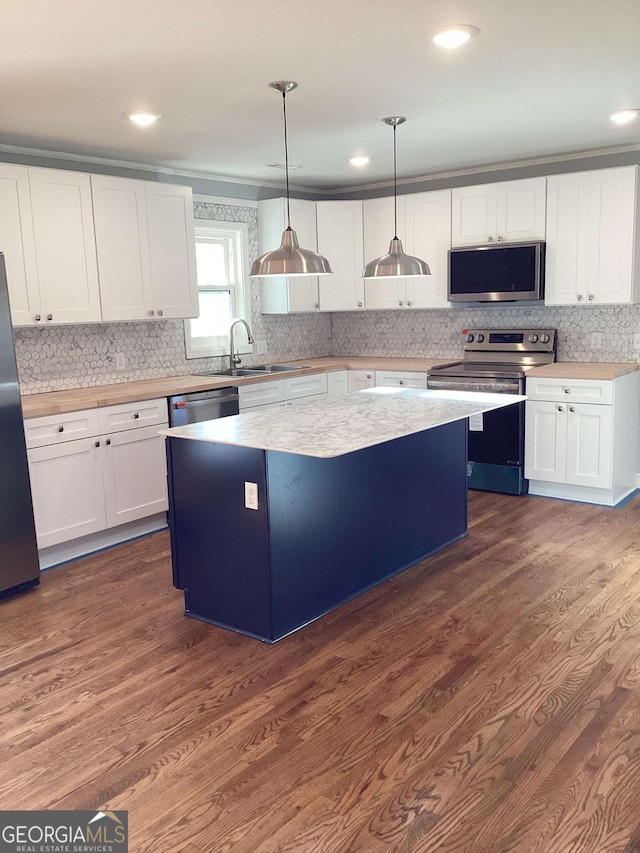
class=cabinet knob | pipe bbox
[564,387,570,394]
[95,440,100,448]
[569,406,575,412]
[57,425,64,433]
[366,374,371,379]
[357,301,363,308]
[398,301,404,306]
[487,236,494,243]
[149,310,155,317]
[133,412,140,419]
[105,438,111,446]
[158,309,164,316]
[406,301,412,306]
[577,294,584,302]
[314,303,319,309]
[46,314,53,321]
[399,380,404,386]
[558,405,564,412]
[34,314,41,322]
[588,294,594,302]
[496,235,504,242]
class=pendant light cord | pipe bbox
[282,91,291,230]
[393,122,398,239]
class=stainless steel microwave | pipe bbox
[448,241,545,303]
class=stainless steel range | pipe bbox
[427,328,557,495]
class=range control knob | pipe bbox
[540,333,551,343]
[476,333,485,343]
[528,333,539,343]
[466,333,475,343]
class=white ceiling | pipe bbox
[2,0,639,191]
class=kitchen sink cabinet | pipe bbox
[363,191,452,310]
[316,201,365,311]
[258,198,320,314]
[239,375,328,412]
[25,399,169,552]
[451,178,546,247]
[93,176,198,321]
[524,373,639,505]
[545,166,640,305]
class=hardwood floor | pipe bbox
[2,491,640,852]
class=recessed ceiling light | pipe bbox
[350,156,370,167]
[126,111,162,127]
[432,25,479,49]
[609,109,640,125]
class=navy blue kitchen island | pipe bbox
[162,388,522,642]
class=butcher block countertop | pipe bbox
[20,356,640,419]
[19,357,452,419]
[527,362,640,380]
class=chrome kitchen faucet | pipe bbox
[229,318,254,369]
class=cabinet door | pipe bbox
[284,373,328,400]
[495,178,546,242]
[347,370,375,392]
[451,184,496,246]
[586,167,637,304]
[524,401,566,483]
[545,172,590,305]
[317,201,365,311]
[566,403,613,489]
[28,439,106,548]
[0,164,41,326]
[28,168,101,324]
[288,200,320,312]
[102,425,168,527]
[326,370,349,398]
[238,380,285,410]
[145,183,198,319]
[404,190,452,308]
[92,175,153,321]
[363,196,407,309]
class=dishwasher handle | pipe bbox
[173,394,239,409]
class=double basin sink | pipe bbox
[195,364,306,378]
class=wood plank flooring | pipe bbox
[2,491,640,851]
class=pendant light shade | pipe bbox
[250,81,332,278]
[362,117,431,279]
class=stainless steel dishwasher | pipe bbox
[169,387,239,427]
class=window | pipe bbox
[184,221,252,358]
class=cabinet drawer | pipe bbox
[284,373,328,400]
[24,408,100,448]
[526,377,613,405]
[97,398,169,434]
[375,370,428,389]
[238,380,285,410]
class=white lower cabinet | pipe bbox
[327,370,349,398]
[374,370,427,389]
[347,370,376,392]
[525,373,639,506]
[26,399,168,549]
[239,374,328,412]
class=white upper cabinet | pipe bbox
[363,191,451,309]
[545,166,639,305]
[258,198,320,313]
[451,178,546,246]
[317,200,365,311]
[28,168,102,324]
[404,190,452,309]
[0,164,41,326]
[145,183,198,319]
[92,175,153,321]
[92,177,198,321]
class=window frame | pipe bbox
[184,220,252,359]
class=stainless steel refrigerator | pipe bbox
[0,253,40,596]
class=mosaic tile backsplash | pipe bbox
[15,202,332,394]
[13,198,640,394]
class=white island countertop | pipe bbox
[160,388,525,459]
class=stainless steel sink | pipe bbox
[193,364,306,378]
